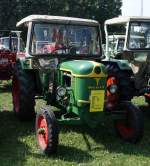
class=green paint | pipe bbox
[59,60,104,75]
[56,60,107,128]
[109,59,131,70]
[20,57,108,128]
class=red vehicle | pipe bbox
[0,31,24,80]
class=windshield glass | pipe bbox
[30,23,100,56]
[117,38,125,52]
[108,38,117,54]
[128,22,150,49]
[0,37,25,51]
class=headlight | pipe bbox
[57,86,66,97]
[109,85,117,94]
[94,66,101,74]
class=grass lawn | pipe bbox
[0,81,150,166]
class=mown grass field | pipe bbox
[0,81,150,166]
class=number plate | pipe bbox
[90,90,105,112]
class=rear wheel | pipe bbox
[144,94,150,105]
[106,63,134,100]
[114,102,143,143]
[12,62,35,120]
[36,108,59,155]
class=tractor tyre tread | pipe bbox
[36,108,59,155]
[12,62,35,121]
[114,102,143,143]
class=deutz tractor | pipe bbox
[13,15,143,155]
[104,16,150,105]
[0,31,23,80]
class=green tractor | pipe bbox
[13,15,143,155]
[104,16,150,105]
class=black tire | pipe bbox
[106,63,134,100]
[145,95,150,105]
[114,101,144,143]
[36,108,59,155]
[12,62,35,121]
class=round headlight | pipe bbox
[94,66,101,74]
[57,87,66,97]
[109,85,117,94]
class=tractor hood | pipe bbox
[59,60,107,77]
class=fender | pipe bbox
[102,59,132,71]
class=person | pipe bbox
[145,30,150,48]
[48,28,65,54]
[43,29,49,41]
[80,36,88,54]
[80,29,91,54]
[39,27,65,54]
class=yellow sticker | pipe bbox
[90,90,105,112]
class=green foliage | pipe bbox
[0,0,122,38]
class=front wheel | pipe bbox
[114,102,143,143]
[36,108,59,155]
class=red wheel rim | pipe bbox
[12,76,20,113]
[37,115,48,150]
[116,120,133,139]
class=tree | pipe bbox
[0,0,122,39]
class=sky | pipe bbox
[122,0,150,16]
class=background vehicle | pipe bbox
[104,16,150,103]
[0,36,24,52]
[13,15,143,155]
[0,31,24,80]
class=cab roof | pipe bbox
[105,16,150,25]
[16,15,99,27]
